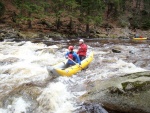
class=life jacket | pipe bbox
[77,43,87,56]
[68,52,75,60]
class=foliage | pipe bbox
[65,0,79,17]
[50,0,67,29]
[130,17,140,29]
[103,0,125,18]
[118,15,130,28]
[141,18,150,30]
[1,0,150,30]
[14,0,46,19]
[50,0,65,16]
[0,2,5,17]
[76,0,105,32]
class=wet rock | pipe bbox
[0,37,4,41]
[0,57,19,65]
[118,36,130,39]
[112,49,121,53]
[47,32,64,39]
[129,50,134,54]
[0,33,5,37]
[35,44,61,54]
[80,71,150,113]
[78,103,108,113]
[111,46,123,53]
[17,31,39,39]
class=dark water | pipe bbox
[4,36,149,47]
[29,38,150,48]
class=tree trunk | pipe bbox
[106,3,113,19]
[86,23,89,34]
[56,17,60,30]
[28,12,32,29]
[69,17,73,32]
[28,20,32,29]
[12,12,17,23]
[44,0,48,12]
[40,20,51,28]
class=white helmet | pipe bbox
[79,39,84,42]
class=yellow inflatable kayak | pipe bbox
[47,52,94,77]
[133,37,147,40]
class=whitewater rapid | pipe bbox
[0,40,147,113]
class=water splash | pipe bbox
[0,41,149,113]
[37,82,74,113]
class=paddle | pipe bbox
[68,57,82,69]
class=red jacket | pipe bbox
[77,43,87,56]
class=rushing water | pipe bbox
[0,38,149,113]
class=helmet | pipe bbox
[79,39,84,42]
[68,46,74,50]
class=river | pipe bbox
[0,38,149,113]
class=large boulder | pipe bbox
[17,31,39,39]
[80,71,150,113]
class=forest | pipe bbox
[0,0,150,36]
[0,2,150,112]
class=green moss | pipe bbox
[122,81,150,92]
[110,35,117,38]
[124,71,150,78]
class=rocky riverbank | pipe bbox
[0,25,150,42]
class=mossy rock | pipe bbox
[80,71,150,113]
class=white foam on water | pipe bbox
[0,97,30,113]
[0,41,149,113]
[0,109,7,113]
[13,97,30,113]
[109,59,146,74]
[37,82,74,113]
[84,54,147,81]
[48,45,59,48]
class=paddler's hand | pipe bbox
[79,63,82,69]
[65,56,68,59]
